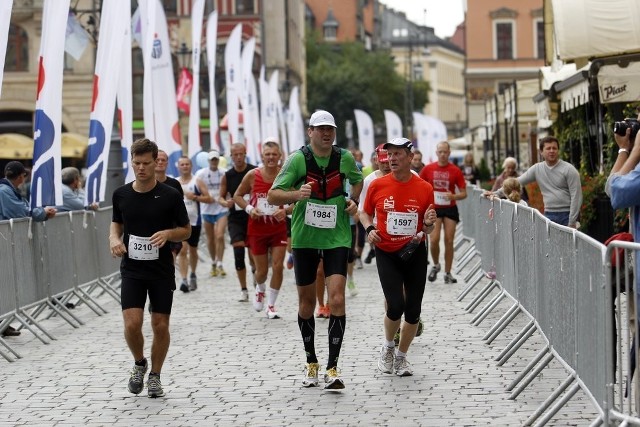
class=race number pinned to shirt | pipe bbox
[128,234,159,260]
[434,191,450,206]
[257,197,277,216]
[386,211,418,235]
[304,202,337,228]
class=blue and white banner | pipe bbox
[206,11,220,152]
[0,1,13,99]
[187,0,205,165]
[85,0,130,205]
[224,23,242,149]
[354,109,374,168]
[384,109,403,140]
[31,0,69,208]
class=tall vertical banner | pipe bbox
[240,37,259,164]
[31,0,69,208]
[259,66,269,145]
[247,75,261,162]
[263,70,279,141]
[272,75,288,156]
[117,13,135,184]
[224,23,242,151]
[85,0,130,205]
[139,0,156,142]
[140,0,181,176]
[206,11,220,152]
[287,86,304,154]
[413,112,430,160]
[354,109,374,167]
[384,109,403,140]
[0,1,13,99]
[187,0,205,166]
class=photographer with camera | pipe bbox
[360,137,437,377]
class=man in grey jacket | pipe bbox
[492,136,582,228]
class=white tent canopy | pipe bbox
[551,0,640,62]
[597,61,640,104]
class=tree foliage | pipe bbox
[306,31,429,146]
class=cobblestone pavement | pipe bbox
[0,239,600,426]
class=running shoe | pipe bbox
[238,289,249,302]
[347,279,358,297]
[378,345,395,374]
[428,264,441,282]
[286,253,294,270]
[266,305,280,319]
[302,362,320,387]
[444,272,458,284]
[364,250,375,264]
[127,360,148,395]
[394,357,413,377]
[210,264,218,277]
[188,273,197,291]
[253,290,265,312]
[324,367,345,390]
[416,318,424,337]
[147,373,165,398]
[315,305,330,319]
[218,265,226,277]
[355,257,363,269]
[179,280,189,293]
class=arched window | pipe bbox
[5,24,29,71]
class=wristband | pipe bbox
[423,222,434,227]
[245,204,255,215]
[619,148,630,155]
[365,225,376,235]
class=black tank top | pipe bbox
[225,163,256,217]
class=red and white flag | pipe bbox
[31,0,69,208]
[187,0,205,162]
[176,67,193,114]
[85,0,131,204]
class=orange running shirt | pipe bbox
[419,162,466,208]
[363,173,434,252]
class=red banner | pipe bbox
[176,67,193,114]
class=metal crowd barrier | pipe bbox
[0,207,120,362]
[456,186,629,426]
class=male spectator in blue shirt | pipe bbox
[0,161,56,336]
[57,167,99,212]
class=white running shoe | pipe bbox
[266,305,280,319]
[394,356,413,377]
[378,345,395,374]
[238,289,249,302]
[253,290,265,312]
[302,363,319,387]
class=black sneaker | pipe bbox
[364,250,375,264]
[428,265,440,282]
[179,280,189,293]
[127,360,148,394]
[444,272,457,284]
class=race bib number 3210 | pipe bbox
[128,234,159,260]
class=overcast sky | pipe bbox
[379,0,465,39]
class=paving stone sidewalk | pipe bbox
[0,239,600,426]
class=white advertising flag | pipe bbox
[287,86,304,153]
[384,109,403,140]
[241,37,259,163]
[31,0,69,208]
[117,3,134,185]
[224,23,243,151]
[206,11,220,151]
[187,0,205,162]
[140,0,182,176]
[354,109,374,167]
[0,1,14,99]
[85,0,130,205]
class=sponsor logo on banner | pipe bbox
[601,83,628,102]
[152,37,162,59]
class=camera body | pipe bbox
[613,118,640,141]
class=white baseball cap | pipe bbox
[208,150,221,160]
[309,110,337,128]
[383,137,413,150]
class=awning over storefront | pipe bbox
[555,70,590,112]
[597,61,640,104]
[0,133,33,159]
[550,0,640,63]
[61,133,87,158]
